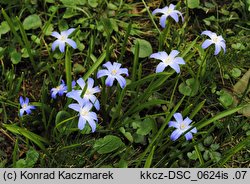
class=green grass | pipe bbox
[0,0,250,168]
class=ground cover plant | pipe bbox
[0,0,250,168]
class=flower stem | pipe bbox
[65,47,72,92]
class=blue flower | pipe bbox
[67,78,100,110]
[51,28,77,53]
[150,50,185,73]
[168,113,197,141]
[51,80,67,99]
[19,96,36,117]
[152,4,184,28]
[97,61,129,88]
[51,80,76,99]
[68,96,98,132]
[201,30,226,55]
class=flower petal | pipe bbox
[87,118,96,133]
[78,116,86,130]
[24,97,29,104]
[173,113,183,123]
[87,78,94,88]
[160,15,168,28]
[103,61,113,69]
[184,132,193,140]
[152,8,165,15]
[168,121,179,128]
[201,30,213,38]
[214,44,221,55]
[51,31,61,39]
[201,39,213,49]
[51,40,60,51]
[77,78,86,89]
[169,50,180,58]
[150,51,168,61]
[170,62,181,73]
[105,76,115,87]
[116,75,126,88]
[219,41,226,53]
[19,96,24,105]
[66,39,77,49]
[62,28,75,37]
[170,129,182,141]
[156,62,166,73]
[183,117,192,126]
[118,68,129,76]
[170,12,179,22]
[59,41,65,53]
[97,69,110,78]
[174,57,185,65]
[68,103,81,112]
[113,62,122,70]
[191,127,197,134]
[20,109,25,117]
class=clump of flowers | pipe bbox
[19,96,36,117]
[67,78,100,110]
[97,61,129,89]
[51,28,77,53]
[168,113,197,141]
[152,4,184,28]
[68,95,98,132]
[150,50,185,73]
[201,30,226,55]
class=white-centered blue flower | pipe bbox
[168,113,197,141]
[150,50,185,73]
[50,80,67,99]
[51,28,77,53]
[67,78,100,110]
[97,61,129,89]
[68,96,98,132]
[201,30,226,55]
[19,96,35,117]
[152,4,184,28]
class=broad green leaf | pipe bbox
[3,124,48,150]
[23,14,42,30]
[230,68,241,78]
[93,135,125,154]
[178,78,199,97]
[217,90,234,108]
[187,151,198,160]
[88,0,98,8]
[60,0,86,5]
[63,8,79,19]
[16,148,39,168]
[119,127,133,142]
[0,21,10,34]
[132,118,154,136]
[10,51,21,64]
[187,0,200,9]
[131,39,152,58]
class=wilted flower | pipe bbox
[168,113,197,141]
[152,4,184,28]
[51,28,77,53]
[67,78,100,110]
[97,61,129,89]
[150,50,185,73]
[68,96,98,132]
[19,96,35,117]
[201,30,226,55]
